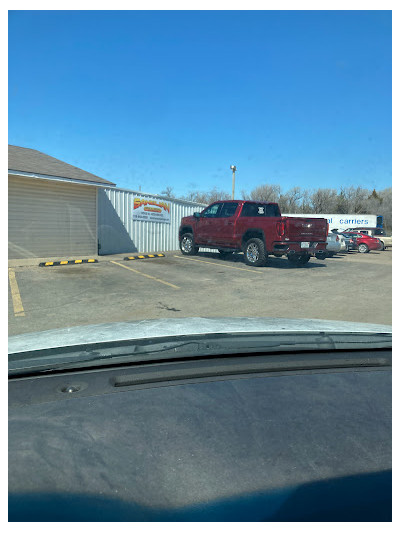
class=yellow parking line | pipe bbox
[110,261,180,289]
[8,268,25,317]
[173,255,264,274]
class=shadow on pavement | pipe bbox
[197,252,327,269]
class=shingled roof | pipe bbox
[8,145,115,186]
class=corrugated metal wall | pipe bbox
[98,187,207,255]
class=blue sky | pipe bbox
[8,10,392,197]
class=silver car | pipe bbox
[325,233,343,256]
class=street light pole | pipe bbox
[230,165,237,200]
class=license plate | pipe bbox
[301,242,310,248]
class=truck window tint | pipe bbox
[241,204,262,217]
[202,203,221,218]
[220,203,238,217]
[241,203,279,217]
[264,204,280,217]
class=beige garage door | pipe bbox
[8,176,97,259]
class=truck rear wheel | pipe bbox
[243,238,267,267]
[180,233,199,255]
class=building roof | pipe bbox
[8,145,115,186]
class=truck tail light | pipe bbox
[276,221,285,238]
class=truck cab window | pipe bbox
[264,204,280,217]
[241,203,279,217]
[201,203,222,218]
[220,203,239,217]
[241,203,261,217]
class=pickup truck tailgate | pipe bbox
[282,217,328,242]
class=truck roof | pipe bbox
[212,200,278,205]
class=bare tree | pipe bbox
[310,188,338,213]
[181,187,230,204]
[179,184,391,231]
[182,191,208,203]
[299,189,313,214]
[160,186,175,198]
[279,187,303,213]
[338,186,369,213]
[249,184,281,203]
[206,187,231,203]
[373,187,392,231]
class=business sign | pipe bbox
[132,197,171,223]
[282,213,378,231]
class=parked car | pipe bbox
[338,233,348,252]
[341,232,381,253]
[345,227,392,250]
[338,233,358,251]
[179,200,329,267]
[325,233,342,256]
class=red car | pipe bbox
[342,232,381,253]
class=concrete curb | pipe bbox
[9,252,174,268]
[124,254,165,261]
[39,259,99,267]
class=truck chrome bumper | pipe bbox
[273,242,327,254]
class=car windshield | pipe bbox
[8,9,391,359]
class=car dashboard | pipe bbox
[9,348,392,521]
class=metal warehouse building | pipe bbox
[9,145,207,259]
[8,145,115,259]
[98,187,206,255]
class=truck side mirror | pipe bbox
[193,212,201,218]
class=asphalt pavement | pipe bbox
[8,249,392,336]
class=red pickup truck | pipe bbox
[179,200,328,266]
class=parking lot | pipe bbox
[8,249,392,336]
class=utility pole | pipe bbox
[230,165,237,200]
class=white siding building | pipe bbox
[8,145,115,259]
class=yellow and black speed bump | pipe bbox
[124,254,165,261]
[39,259,98,267]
